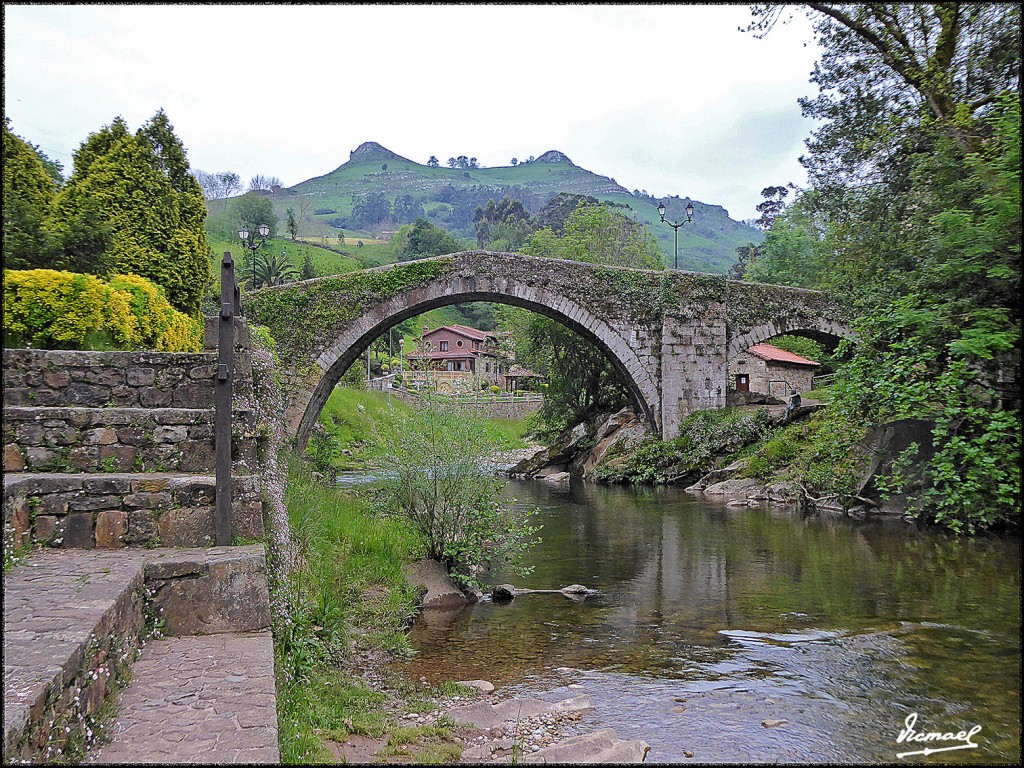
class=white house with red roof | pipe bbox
[728,343,820,399]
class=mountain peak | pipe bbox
[349,141,403,162]
[535,150,573,165]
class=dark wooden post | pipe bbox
[215,252,236,546]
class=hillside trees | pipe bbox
[473,196,531,249]
[746,3,1021,531]
[231,192,278,240]
[392,218,463,261]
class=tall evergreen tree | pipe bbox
[51,111,210,315]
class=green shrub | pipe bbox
[2,268,201,351]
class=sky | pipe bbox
[3,3,824,222]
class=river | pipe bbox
[389,478,1021,764]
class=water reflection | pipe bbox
[395,478,1020,763]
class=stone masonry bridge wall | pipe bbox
[246,251,851,446]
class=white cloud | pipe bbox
[3,3,822,220]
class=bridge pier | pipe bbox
[659,307,728,440]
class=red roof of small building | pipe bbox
[506,365,542,378]
[746,343,819,367]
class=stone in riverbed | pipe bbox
[491,584,516,601]
[457,679,495,693]
[402,558,468,608]
[521,727,650,763]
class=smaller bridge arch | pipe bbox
[726,316,853,360]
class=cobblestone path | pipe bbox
[87,632,278,764]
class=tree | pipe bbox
[231,192,279,240]
[372,403,541,585]
[286,207,299,240]
[533,192,599,234]
[253,249,300,288]
[510,158,518,166]
[393,194,425,226]
[729,243,759,280]
[247,174,281,193]
[349,192,392,229]
[51,110,210,315]
[473,195,531,249]
[300,251,316,281]
[745,4,1021,532]
[193,170,242,212]
[754,185,791,230]
[2,119,61,269]
[393,218,463,261]
[427,155,439,168]
[508,203,665,433]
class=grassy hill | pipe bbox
[260,142,761,274]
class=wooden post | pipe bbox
[215,252,236,546]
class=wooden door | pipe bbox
[736,374,749,392]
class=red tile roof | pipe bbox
[747,343,819,367]
[424,324,494,341]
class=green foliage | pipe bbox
[232,192,278,241]
[508,202,665,434]
[370,402,541,587]
[524,201,663,270]
[606,408,773,484]
[2,118,60,269]
[51,111,210,316]
[392,218,464,261]
[741,8,1021,533]
[2,268,201,351]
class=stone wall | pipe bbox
[4,473,263,550]
[391,389,543,419]
[2,349,217,409]
[3,407,215,475]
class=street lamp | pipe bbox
[657,200,695,270]
[238,223,270,287]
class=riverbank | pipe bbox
[277,458,643,763]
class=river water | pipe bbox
[389,478,1020,764]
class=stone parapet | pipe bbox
[3,472,264,550]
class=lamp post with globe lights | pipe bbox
[657,200,695,270]
[238,223,270,288]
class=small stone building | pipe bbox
[728,343,820,399]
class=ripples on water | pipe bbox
[335,473,1020,763]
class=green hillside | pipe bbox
[261,142,761,274]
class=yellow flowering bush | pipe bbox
[3,269,201,352]
[108,273,202,351]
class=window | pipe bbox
[440,341,448,351]
[456,340,464,348]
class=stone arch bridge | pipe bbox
[246,251,850,447]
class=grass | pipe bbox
[276,456,423,763]
[311,386,532,471]
[275,456,490,763]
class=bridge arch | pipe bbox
[726,316,853,360]
[289,272,663,449]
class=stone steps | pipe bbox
[2,546,274,764]
[4,472,264,549]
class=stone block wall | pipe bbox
[4,474,263,550]
[2,349,218,409]
[660,308,729,439]
[3,407,216,475]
